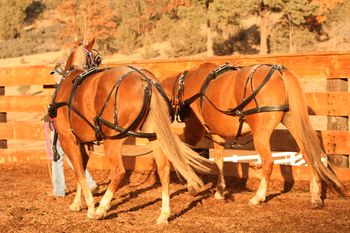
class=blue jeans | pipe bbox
[51,136,97,196]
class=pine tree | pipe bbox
[208,0,241,55]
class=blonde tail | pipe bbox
[283,69,344,192]
[148,88,212,191]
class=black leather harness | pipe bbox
[173,63,289,148]
[48,65,171,156]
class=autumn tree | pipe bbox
[53,0,117,53]
[81,0,118,53]
[53,0,81,44]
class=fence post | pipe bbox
[0,86,7,149]
[327,78,349,167]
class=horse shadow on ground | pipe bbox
[97,164,299,221]
[101,172,215,221]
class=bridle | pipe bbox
[51,47,103,81]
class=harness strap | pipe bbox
[225,64,284,115]
[49,65,163,144]
[52,130,60,161]
[95,82,155,140]
[181,64,239,111]
[174,64,289,148]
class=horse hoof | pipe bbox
[87,210,96,219]
[311,201,323,209]
[248,197,263,206]
[156,216,169,224]
[187,185,198,196]
[95,208,107,220]
[214,191,225,200]
[69,203,81,212]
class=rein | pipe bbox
[173,63,289,148]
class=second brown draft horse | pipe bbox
[48,39,211,223]
[161,62,344,208]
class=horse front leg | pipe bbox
[60,138,95,218]
[95,139,126,219]
[211,135,226,200]
[68,144,91,212]
[183,113,206,196]
[69,182,82,211]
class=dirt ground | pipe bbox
[0,160,349,233]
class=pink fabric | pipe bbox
[43,121,54,161]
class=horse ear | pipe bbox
[73,37,83,47]
[85,38,96,50]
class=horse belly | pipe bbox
[202,110,251,137]
[201,76,246,137]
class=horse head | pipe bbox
[50,38,102,82]
[64,38,96,72]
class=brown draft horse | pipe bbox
[161,62,344,208]
[49,39,211,223]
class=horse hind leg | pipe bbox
[282,112,323,208]
[95,139,126,219]
[211,135,226,200]
[150,139,171,224]
[248,124,275,205]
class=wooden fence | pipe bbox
[0,52,349,181]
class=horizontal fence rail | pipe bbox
[0,51,349,180]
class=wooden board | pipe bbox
[0,66,53,86]
[0,95,51,112]
[0,122,349,154]
[306,92,350,116]
[1,148,349,181]
[0,146,155,172]
[0,52,350,86]
[0,92,349,116]
[108,52,350,80]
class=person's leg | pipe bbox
[51,153,66,196]
[51,133,66,196]
[85,169,98,190]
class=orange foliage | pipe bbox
[53,0,117,45]
[313,0,344,12]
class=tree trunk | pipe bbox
[206,18,214,57]
[260,10,269,54]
